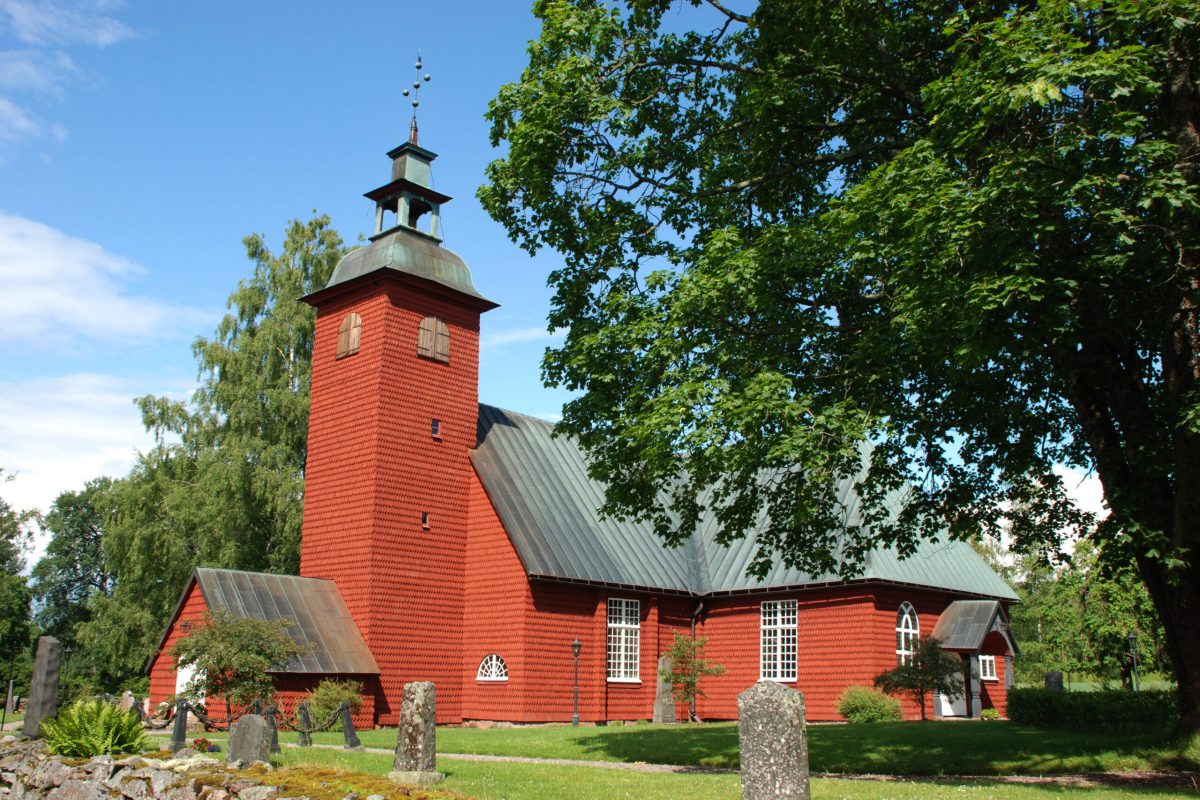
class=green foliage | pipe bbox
[837,685,903,723]
[659,634,725,721]
[169,610,309,709]
[874,637,964,721]
[41,699,149,757]
[483,0,1200,732]
[979,708,1001,721]
[305,678,364,732]
[1007,687,1179,734]
[30,478,113,651]
[0,470,34,672]
[74,215,347,688]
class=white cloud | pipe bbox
[0,49,76,94]
[0,94,39,145]
[482,325,565,350]
[0,213,212,346]
[1055,464,1108,520]
[0,0,134,47]
[0,372,192,562]
[0,0,133,150]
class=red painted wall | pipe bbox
[148,580,210,709]
[301,273,486,724]
[979,630,1010,716]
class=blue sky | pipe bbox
[0,1,576,531]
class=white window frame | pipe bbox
[896,602,919,665]
[979,654,998,681]
[760,599,798,682]
[476,654,509,682]
[606,598,641,682]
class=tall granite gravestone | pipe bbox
[737,681,810,800]
[388,682,444,786]
[1044,671,1065,691]
[22,636,61,738]
[653,655,677,723]
[227,715,272,765]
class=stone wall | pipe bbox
[0,736,294,800]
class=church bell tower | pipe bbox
[299,64,497,724]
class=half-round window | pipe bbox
[476,654,508,682]
[417,316,450,363]
[336,312,362,359]
[896,602,919,664]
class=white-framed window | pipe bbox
[760,599,798,681]
[606,598,640,682]
[476,654,509,682]
[979,654,997,681]
[896,602,919,664]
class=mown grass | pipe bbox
[173,719,1198,775]
[275,747,1200,800]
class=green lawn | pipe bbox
[177,719,1198,775]
[275,746,1200,800]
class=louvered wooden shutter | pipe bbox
[336,312,362,359]
[417,316,450,363]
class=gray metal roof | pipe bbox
[932,599,1020,653]
[326,226,494,305]
[195,568,380,675]
[473,405,1018,601]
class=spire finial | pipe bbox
[402,52,432,145]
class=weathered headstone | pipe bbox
[227,714,272,765]
[1044,670,1064,691]
[737,681,809,800]
[388,681,444,786]
[652,654,677,723]
[22,636,61,738]
[118,691,135,712]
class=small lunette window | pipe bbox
[336,312,362,359]
[477,654,509,682]
[417,316,450,363]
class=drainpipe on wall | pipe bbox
[689,598,705,723]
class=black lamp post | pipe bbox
[571,638,581,727]
[1126,632,1139,692]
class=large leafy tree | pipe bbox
[76,215,347,685]
[482,1,1200,732]
[0,471,33,689]
[30,478,114,650]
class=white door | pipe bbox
[936,690,967,717]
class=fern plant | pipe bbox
[41,699,150,757]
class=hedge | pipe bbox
[1006,687,1178,733]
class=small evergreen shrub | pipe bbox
[979,708,1001,720]
[837,685,903,723]
[1007,687,1177,733]
[305,678,364,732]
[41,699,150,757]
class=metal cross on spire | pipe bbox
[402,53,432,144]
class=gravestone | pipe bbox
[119,691,135,712]
[227,714,272,765]
[652,654,677,723]
[388,681,444,786]
[22,636,61,738]
[1044,671,1064,691]
[737,681,809,800]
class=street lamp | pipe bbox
[1126,632,1139,692]
[571,639,581,727]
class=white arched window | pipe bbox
[476,654,509,682]
[896,602,919,664]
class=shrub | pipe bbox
[979,708,1001,720]
[41,699,150,757]
[1007,687,1177,733]
[837,685,903,723]
[305,678,364,732]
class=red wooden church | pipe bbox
[148,127,1018,725]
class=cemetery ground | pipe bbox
[148,720,1200,800]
